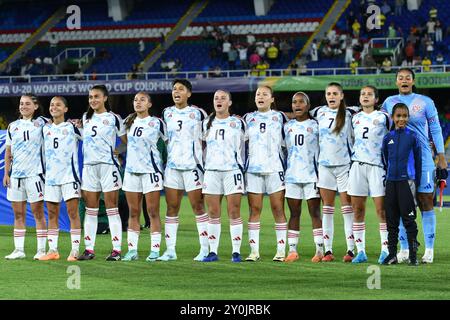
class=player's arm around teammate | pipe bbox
[158,79,209,262]
[39,96,82,261]
[244,86,288,262]
[3,95,48,260]
[121,92,166,262]
[78,85,127,261]
[284,92,323,263]
[348,86,390,264]
[311,82,357,263]
[201,90,246,263]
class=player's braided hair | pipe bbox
[326,82,347,134]
[86,84,111,119]
[124,92,152,130]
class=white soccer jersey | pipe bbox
[310,105,358,166]
[6,117,47,178]
[43,122,82,186]
[202,116,247,171]
[352,110,390,167]
[125,115,167,174]
[82,111,126,166]
[163,105,207,170]
[244,110,288,174]
[284,119,319,183]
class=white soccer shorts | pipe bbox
[246,171,285,195]
[164,167,204,192]
[122,171,164,194]
[202,169,245,195]
[44,182,81,202]
[347,162,386,197]
[7,175,45,203]
[317,164,350,192]
[81,163,122,192]
[285,182,320,200]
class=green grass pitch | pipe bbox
[0,195,449,300]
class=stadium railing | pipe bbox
[1,65,449,83]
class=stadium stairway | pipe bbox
[141,0,209,72]
[0,6,66,72]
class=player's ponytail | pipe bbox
[86,84,110,120]
[326,82,347,134]
[206,111,216,130]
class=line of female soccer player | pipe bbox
[3,67,446,265]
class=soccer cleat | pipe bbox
[272,251,285,262]
[397,249,409,264]
[351,251,368,264]
[378,251,389,265]
[409,257,419,266]
[106,250,121,261]
[145,251,160,262]
[193,250,209,262]
[382,253,398,265]
[311,252,323,263]
[5,249,26,260]
[33,249,46,260]
[231,252,242,263]
[77,249,95,260]
[156,249,177,261]
[421,248,434,264]
[39,249,60,261]
[245,252,260,262]
[67,250,79,262]
[202,252,219,262]
[322,251,335,262]
[122,250,138,261]
[343,250,354,263]
[284,251,299,263]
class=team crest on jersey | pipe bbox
[148,121,155,127]
[272,116,278,122]
[33,120,40,127]
[103,120,109,125]
[373,119,379,125]
[307,127,313,133]
[189,113,195,119]
[62,129,68,135]
[412,105,422,113]
[230,122,236,128]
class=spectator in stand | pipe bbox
[310,39,318,62]
[222,38,231,61]
[381,1,392,16]
[344,39,353,65]
[267,43,279,66]
[422,56,432,72]
[246,32,256,46]
[160,59,169,72]
[382,57,392,73]
[228,46,238,70]
[237,45,248,69]
[426,19,436,40]
[362,53,377,74]
[435,53,445,65]
[388,22,397,38]
[256,42,266,58]
[395,0,404,16]
[350,58,358,74]
[429,6,437,20]
[279,39,292,60]
[426,37,434,58]
[379,12,386,33]
[255,60,269,76]
[435,20,443,43]
[139,39,145,58]
[212,66,222,77]
[74,69,85,81]
[49,33,59,56]
[322,43,333,58]
[405,41,415,66]
[352,19,361,38]
[249,51,261,67]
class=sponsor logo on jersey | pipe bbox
[250,118,256,122]
[46,131,51,136]
[288,128,293,133]
[14,127,19,131]
[155,184,159,188]
[103,120,109,125]
[355,120,360,125]
[38,193,44,198]
[114,183,119,187]
[196,181,202,186]
[230,122,236,128]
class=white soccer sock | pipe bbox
[106,208,122,252]
[36,229,47,252]
[196,213,209,253]
[379,223,388,252]
[230,218,243,254]
[312,228,324,254]
[208,218,221,254]
[151,232,161,253]
[322,206,334,253]
[70,229,81,251]
[164,216,179,251]
[84,207,98,251]
[127,229,140,251]
[353,222,365,253]
[248,221,260,254]
[47,228,59,251]
[342,206,355,252]
[275,222,287,253]
[13,229,26,251]
[287,229,299,253]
